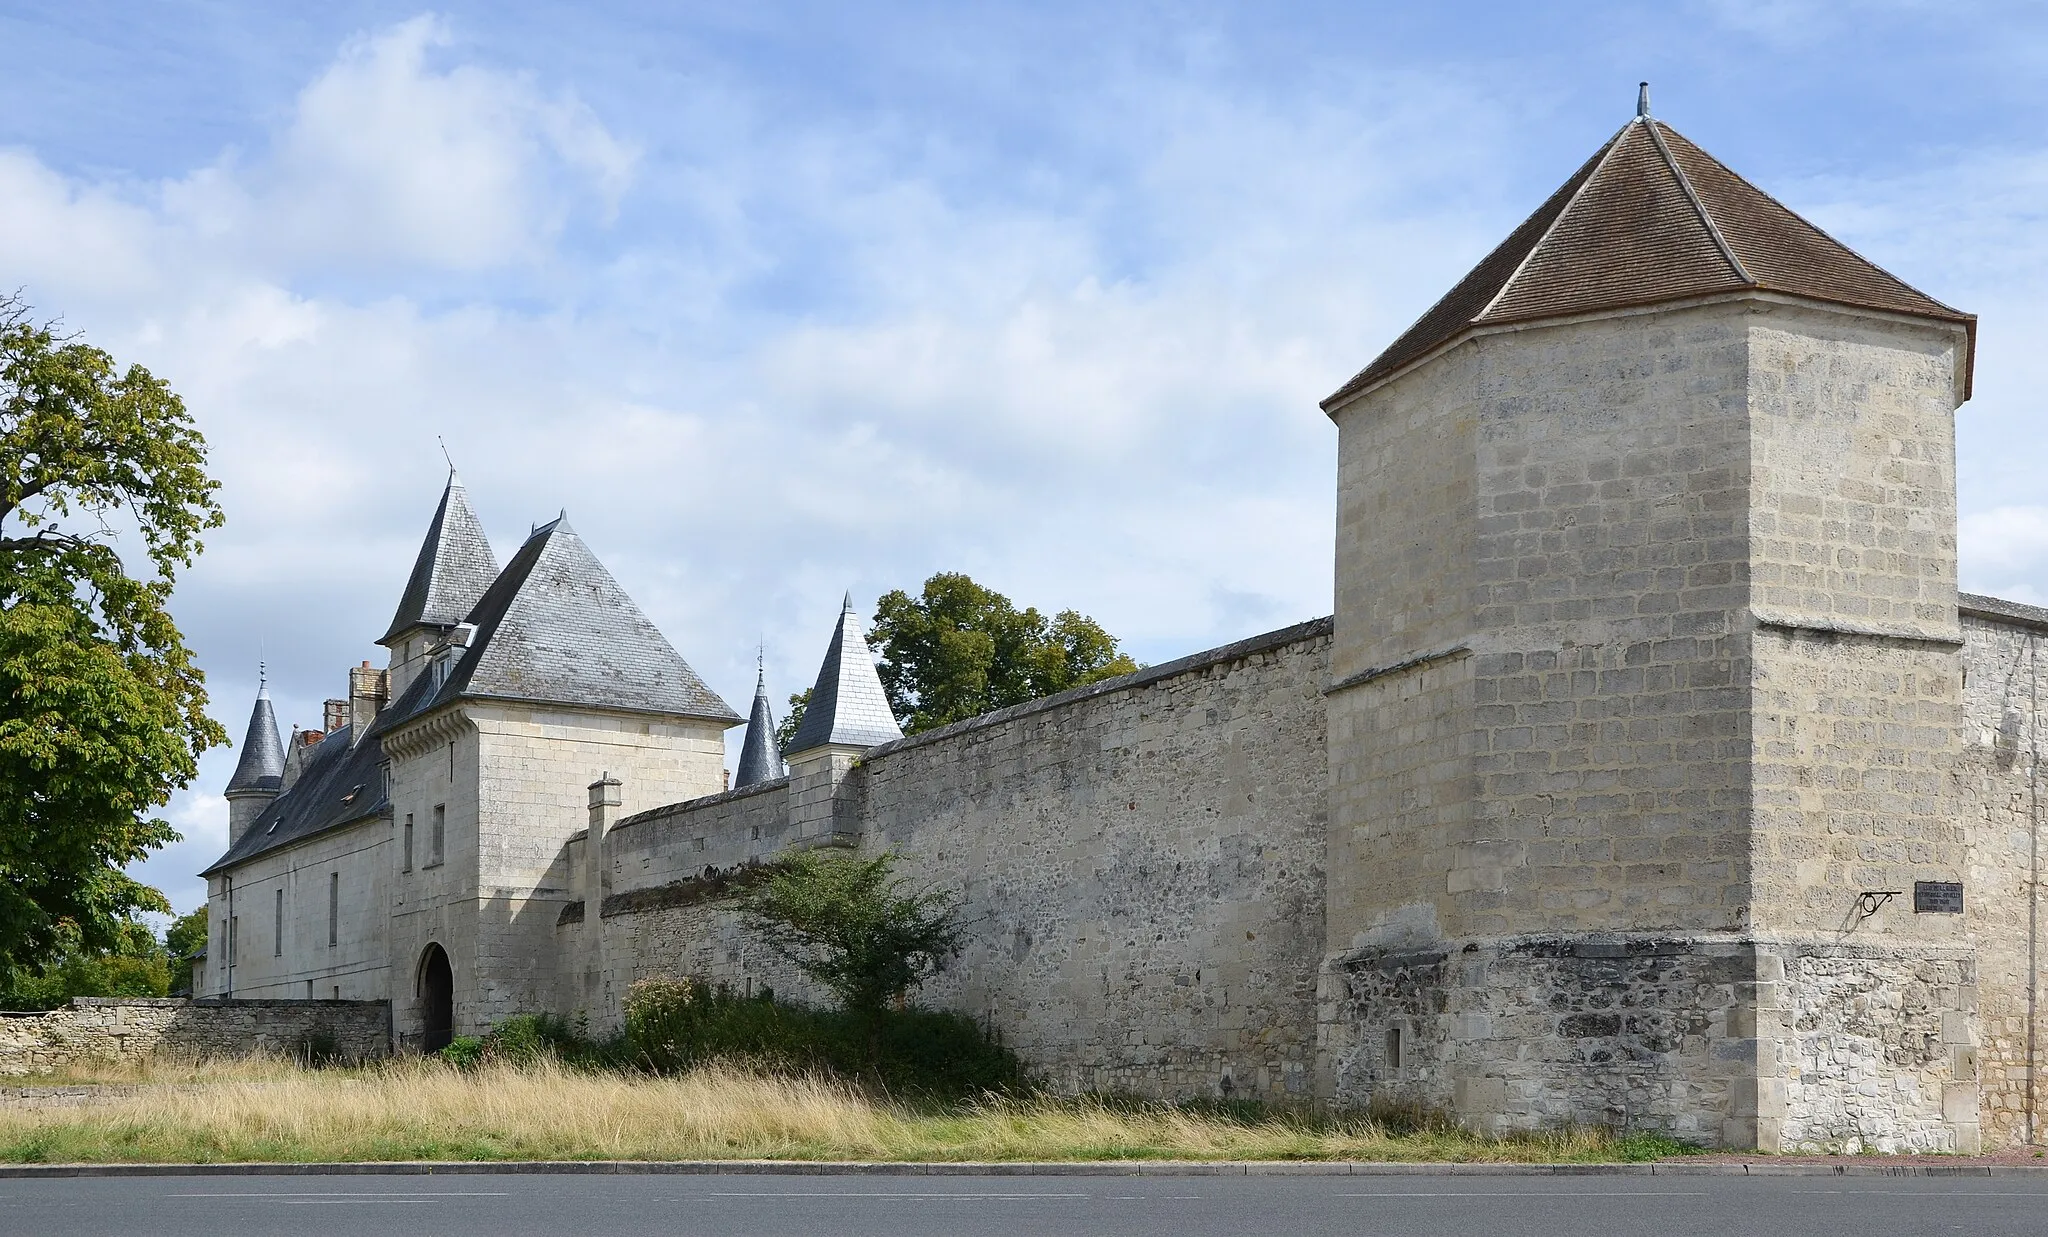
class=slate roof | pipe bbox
[1323,111,1976,411]
[424,516,739,724]
[224,681,285,795]
[202,721,389,876]
[786,594,903,754]
[733,665,782,788]
[380,471,500,644]
[205,513,739,876]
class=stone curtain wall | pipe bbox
[1957,601,2048,1148]
[0,998,389,1077]
[594,619,1332,1101]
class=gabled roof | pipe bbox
[380,471,500,645]
[1323,110,1975,411]
[786,594,903,754]
[224,680,285,795]
[733,664,782,788]
[202,721,388,875]
[424,516,739,724]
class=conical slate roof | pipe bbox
[1323,100,1976,410]
[425,516,740,724]
[733,663,783,788]
[381,471,501,645]
[786,594,904,754]
[225,678,285,795]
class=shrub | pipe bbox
[740,851,960,1013]
[439,1036,485,1068]
[623,977,1022,1098]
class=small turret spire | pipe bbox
[785,592,903,756]
[1637,81,1651,118]
[733,647,783,788]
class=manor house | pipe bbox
[201,100,2048,1154]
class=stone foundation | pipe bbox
[1322,935,1979,1151]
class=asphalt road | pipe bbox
[4,1170,2046,1236]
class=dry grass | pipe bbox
[0,1056,1684,1165]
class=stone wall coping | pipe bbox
[860,616,1334,763]
[1961,592,2048,634]
[3,1159,2045,1178]
[616,775,790,833]
[2,998,388,1015]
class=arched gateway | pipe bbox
[417,943,453,1052]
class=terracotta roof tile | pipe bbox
[1323,117,1974,411]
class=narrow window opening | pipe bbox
[448,741,455,781]
[1386,1025,1403,1070]
[403,814,414,872]
[332,985,340,1000]
[328,872,339,947]
[229,916,239,964]
[305,979,313,1000]
[430,804,446,866]
[273,888,284,957]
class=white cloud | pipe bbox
[163,14,635,273]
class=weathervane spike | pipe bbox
[1637,81,1651,119]
[438,435,455,474]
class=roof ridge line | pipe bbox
[1471,119,1639,323]
[1644,118,1754,287]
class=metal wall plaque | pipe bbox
[1914,881,1964,914]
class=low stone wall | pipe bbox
[0,998,390,1077]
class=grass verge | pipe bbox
[0,1056,1696,1165]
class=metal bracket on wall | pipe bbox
[1857,890,1904,920]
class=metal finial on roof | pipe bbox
[438,435,455,474]
[1637,82,1650,118]
[258,661,267,694]
[842,591,855,613]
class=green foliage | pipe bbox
[437,1013,617,1071]
[164,906,207,964]
[774,688,810,756]
[0,295,226,979]
[740,850,961,1012]
[870,572,1138,733]
[0,917,172,1010]
[623,977,1023,1097]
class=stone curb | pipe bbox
[6,1159,2048,1179]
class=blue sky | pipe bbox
[2,1,2045,913]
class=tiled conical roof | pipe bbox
[225,677,285,795]
[1323,101,1975,410]
[786,594,904,754]
[733,660,783,787]
[380,471,500,645]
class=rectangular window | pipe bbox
[273,888,284,957]
[430,804,446,866]
[403,814,414,872]
[448,742,455,781]
[305,979,314,1000]
[328,872,339,947]
[229,916,238,964]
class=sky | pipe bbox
[2,0,2045,916]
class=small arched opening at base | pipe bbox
[417,943,454,1052]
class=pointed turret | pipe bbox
[224,672,286,844]
[381,470,500,647]
[381,471,500,697]
[733,658,782,788]
[786,593,902,757]
[1323,93,1976,411]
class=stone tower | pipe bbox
[783,595,903,842]
[1320,96,1977,1150]
[223,674,285,844]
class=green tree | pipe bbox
[164,904,208,963]
[740,850,961,1013]
[870,572,1138,733]
[0,915,172,1010]
[0,295,226,982]
[774,688,810,756]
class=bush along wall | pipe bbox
[622,977,1024,1098]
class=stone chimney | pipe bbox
[349,661,389,742]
